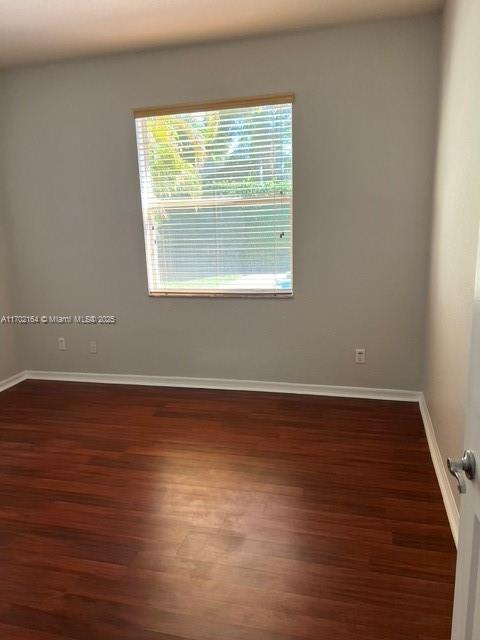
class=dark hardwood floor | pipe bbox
[0,381,456,639]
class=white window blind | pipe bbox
[134,95,293,296]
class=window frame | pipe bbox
[133,94,294,298]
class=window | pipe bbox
[134,95,293,296]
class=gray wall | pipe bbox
[424,0,480,505]
[0,228,19,380]
[0,195,19,378]
[0,81,19,379]
[0,16,440,388]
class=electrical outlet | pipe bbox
[89,341,97,355]
[355,348,366,364]
[58,337,66,351]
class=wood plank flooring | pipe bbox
[0,381,456,639]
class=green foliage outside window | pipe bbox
[146,105,291,201]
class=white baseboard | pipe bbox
[418,392,460,546]
[23,370,420,402]
[0,370,26,393]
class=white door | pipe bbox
[449,251,480,639]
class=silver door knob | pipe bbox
[447,450,476,494]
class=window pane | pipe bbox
[135,101,293,295]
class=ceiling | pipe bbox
[0,0,444,68]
